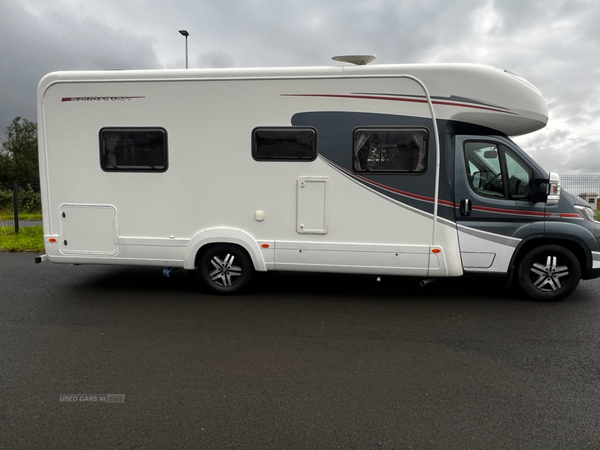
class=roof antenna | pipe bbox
[332,55,377,65]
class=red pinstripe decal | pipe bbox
[321,157,580,219]
[282,93,518,115]
[472,204,546,217]
[323,157,453,205]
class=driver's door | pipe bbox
[454,136,546,273]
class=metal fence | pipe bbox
[559,175,600,212]
[560,175,600,196]
[0,183,42,233]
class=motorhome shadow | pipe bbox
[35,62,600,301]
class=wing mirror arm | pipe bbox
[531,179,549,204]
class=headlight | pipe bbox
[575,205,598,222]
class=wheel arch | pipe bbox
[183,228,266,271]
[510,235,590,282]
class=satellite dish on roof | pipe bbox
[332,55,377,65]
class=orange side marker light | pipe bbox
[49,238,57,243]
[432,248,441,254]
[261,244,270,248]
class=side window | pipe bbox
[465,141,532,200]
[100,128,167,172]
[353,128,427,173]
[252,127,317,161]
[465,143,504,197]
[505,151,532,200]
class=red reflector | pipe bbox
[261,244,270,248]
[432,248,441,254]
[49,238,57,243]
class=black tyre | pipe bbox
[198,244,253,294]
[517,245,581,301]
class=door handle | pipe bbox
[460,198,472,216]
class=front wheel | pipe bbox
[517,245,581,301]
[198,244,253,294]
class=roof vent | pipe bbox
[332,55,377,65]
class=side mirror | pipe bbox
[531,179,548,203]
[546,172,561,206]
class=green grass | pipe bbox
[0,210,42,221]
[16,212,43,220]
[0,225,44,252]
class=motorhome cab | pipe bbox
[36,59,600,301]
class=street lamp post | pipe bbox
[179,30,189,69]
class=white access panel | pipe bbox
[59,204,118,255]
[296,177,329,234]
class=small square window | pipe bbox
[252,127,317,161]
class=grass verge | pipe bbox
[0,226,44,252]
[0,211,42,221]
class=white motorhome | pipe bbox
[36,59,600,300]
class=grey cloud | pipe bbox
[197,51,237,69]
[0,1,160,135]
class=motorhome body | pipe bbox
[36,63,600,300]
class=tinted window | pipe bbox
[465,141,532,199]
[100,128,167,172]
[504,151,532,200]
[465,142,504,198]
[252,127,317,161]
[354,128,428,173]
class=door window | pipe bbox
[464,142,532,200]
[505,151,532,200]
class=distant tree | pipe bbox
[0,117,39,184]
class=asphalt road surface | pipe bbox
[2,252,600,449]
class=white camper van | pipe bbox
[36,60,600,301]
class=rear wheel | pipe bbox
[198,244,253,294]
[517,245,580,301]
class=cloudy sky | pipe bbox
[1,0,599,174]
